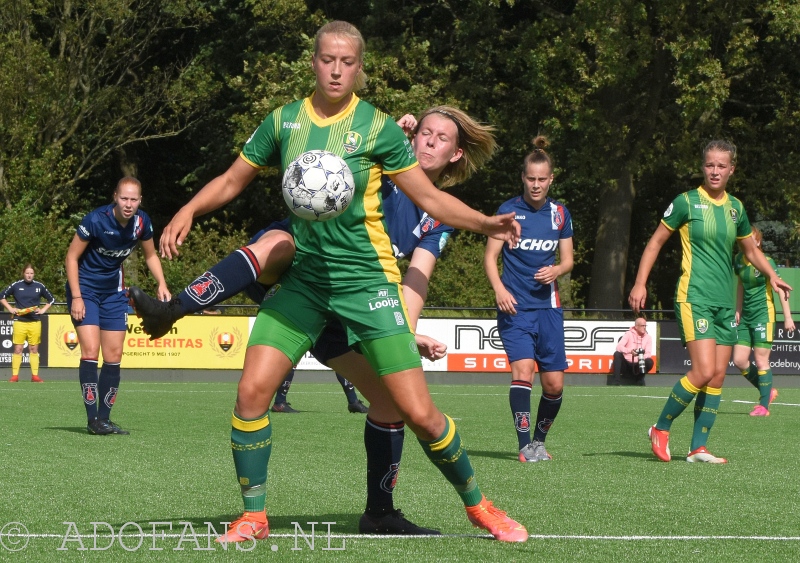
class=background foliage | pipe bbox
[1,0,798,311]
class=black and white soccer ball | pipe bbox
[282,150,355,221]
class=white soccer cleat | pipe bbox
[686,446,727,464]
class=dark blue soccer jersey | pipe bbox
[75,203,154,292]
[496,196,573,309]
[0,280,55,322]
[381,176,453,259]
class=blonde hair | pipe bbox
[751,224,763,246]
[414,106,497,189]
[703,139,737,165]
[522,135,553,174]
[314,21,368,91]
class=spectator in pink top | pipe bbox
[609,315,654,386]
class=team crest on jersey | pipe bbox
[551,204,564,229]
[514,412,530,432]
[664,203,674,218]
[695,318,709,334]
[264,284,281,300]
[187,271,224,306]
[343,131,362,154]
[83,383,97,405]
[729,208,738,223]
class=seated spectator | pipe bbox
[609,315,654,386]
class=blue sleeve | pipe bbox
[415,225,453,259]
[0,282,13,300]
[76,212,95,241]
[561,206,574,239]
[41,283,56,305]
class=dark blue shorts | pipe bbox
[67,285,129,331]
[498,308,567,371]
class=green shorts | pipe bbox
[736,321,774,349]
[675,302,737,346]
[249,274,422,375]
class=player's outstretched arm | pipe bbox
[160,157,260,259]
[390,167,520,247]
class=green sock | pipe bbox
[231,412,272,512]
[656,376,699,431]
[691,387,721,451]
[757,369,773,408]
[418,414,483,507]
[741,365,760,388]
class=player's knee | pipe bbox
[250,231,296,269]
[399,405,445,441]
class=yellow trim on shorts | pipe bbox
[429,414,456,452]
[680,376,700,394]
[231,412,270,432]
[678,302,694,342]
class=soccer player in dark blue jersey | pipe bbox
[1,264,55,382]
[65,177,171,435]
[131,105,504,537]
[484,136,574,463]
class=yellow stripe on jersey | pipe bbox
[677,223,692,302]
[429,414,457,452]
[231,412,270,432]
[362,165,401,283]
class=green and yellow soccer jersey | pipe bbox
[240,95,417,287]
[661,187,752,306]
[734,252,778,324]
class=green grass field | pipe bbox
[1,379,799,561]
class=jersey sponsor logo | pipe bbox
[97,246,134,259]
[695,318,709,334]
[394,311,405,325]
[514,238,558,251]
[283,121,301,130]
[104,230,116,235]
[664,203,674,217]
[187,271,225,306]
[730,208,739,223]
[343,131,362,154]
[78,225,90,237]
[515,215,526,220]
[514,411,530,432]
[369,296,400,312]
[693,204,708,209]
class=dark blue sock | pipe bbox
[275,369,295,404]
[79,359,99,422]
[533,392,563,442]
[364,418,405,514]
[336,373,359,404]
[509,380,532,449]
[97,362,121,420]
[178,248,262,314]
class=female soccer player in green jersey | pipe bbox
[629,140,791,464]
[159,21,527,543]
[732,225,795,416]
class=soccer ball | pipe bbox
[282,150,355,221]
